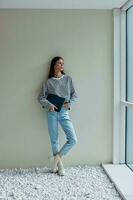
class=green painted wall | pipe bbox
[0,9,113,168]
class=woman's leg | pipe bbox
[47,111,59,156]
[58,108,78,156]
[47,111,61,172]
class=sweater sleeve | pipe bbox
[37,82,53,111]
[69,77,78,108]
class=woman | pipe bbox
[38,56,78,176]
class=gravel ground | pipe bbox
[0,165,123,200]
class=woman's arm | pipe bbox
[37,82,54,111]
[69,77,78,108]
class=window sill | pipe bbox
[102,164,133,200]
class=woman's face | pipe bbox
[54,59,64,73]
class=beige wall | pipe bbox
[0,9,113,168]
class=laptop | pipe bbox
[46,94,66,112]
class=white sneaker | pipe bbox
[51,154,60,173]
[57,160,65,176]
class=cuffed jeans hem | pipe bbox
[53,152,64,157]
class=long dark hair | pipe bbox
[48,56,65,79]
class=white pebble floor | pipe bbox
[0,165,123,200]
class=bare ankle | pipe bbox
[59,153,63,159]
[54,154,60,159]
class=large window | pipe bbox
[125,6,133,170]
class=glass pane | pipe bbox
[126,6,133,102]
[125,107,133,170]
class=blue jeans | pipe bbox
[47,106,78,156]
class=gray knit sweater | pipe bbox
[37,74,78,111]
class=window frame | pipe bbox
[113,0,133,164]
